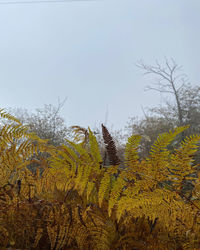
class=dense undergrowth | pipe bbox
[1,108,200,249]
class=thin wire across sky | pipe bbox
[0,0,97,5]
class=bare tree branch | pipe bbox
[137,58,189,132]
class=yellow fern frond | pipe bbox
[169,134,200,189]
[147,126,189,181]
[86,181,95,200]
[88,127,102,167]
[69,125,89,146]
[78,163,93,195]
[33,228,43,248]
[0,108,21,124]
[150,126,188,154]
[108,173,126,216]
[98,166,118,207]
[124,134,141,167]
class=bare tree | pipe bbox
[126,58,200,163]
[136,58,188,128]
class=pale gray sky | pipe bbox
[0,0,199,130]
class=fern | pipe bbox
[0,108,21,124]
[1,109,200,250]
[98,166,118,207]
[70,125,89,146]
[147,126,188,182]
[88,127,102,166]
[101,124,120,165]
[108,172,126,216]
[124,134,141,167]
[169,134,200,190]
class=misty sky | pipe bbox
[0,0,199,131]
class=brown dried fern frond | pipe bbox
[101,124,120,166]
[70,125,89,146]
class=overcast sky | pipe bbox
[0,0,199,131]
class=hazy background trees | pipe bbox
[6,99,69,147]
[126,59,200,163]
[3,59,200,166]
